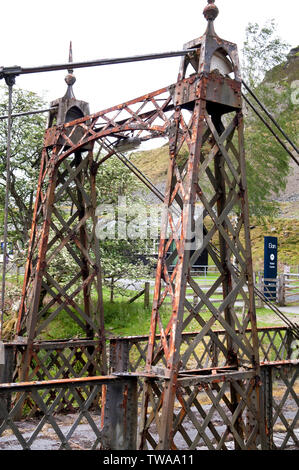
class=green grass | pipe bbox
[4,267,298,342]
[41,284,299,340]
[43,309,84,339]
[41,286,154,339]
[103,299,152,337]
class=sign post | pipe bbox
[264,236,278,301]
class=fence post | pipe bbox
[144,282,150,309]
[277,274,286,307]
[101,377,138,450]
[256,272,264,308]
[0,342,4,381]
[0,344,15,421]
[261,365,274,450]
[109,339,130,373]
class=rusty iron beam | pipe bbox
[0,107,57,120]
[107,325,290,343]
[0,374,120,391]
[0,49,198,80]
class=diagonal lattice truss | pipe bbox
[145,100,259,375]
[139,371,261,450]
[15,85,175,376]
[15,147,106,346]
[0,375,137,450]
[16,71,260,370]
[12,62,266,449]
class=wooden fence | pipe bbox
[254,272,299,307]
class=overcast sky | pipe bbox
[1,0,298,113]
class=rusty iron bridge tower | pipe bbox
[9,0,287,449]
[138,1,265,449]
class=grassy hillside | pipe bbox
[131,153,299,272]
[249,218,299,271]
[265,46,299,84]
[131,143,170,184]
[131,139,299,269]
[131,145,169,184]
[130,49,299,271]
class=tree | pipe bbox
[95,154,154,302]
[242,19,290,88]
[0,82,153,306]
[0,85,47,250]
[241,20,297,219]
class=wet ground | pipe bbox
[1,395,298,451]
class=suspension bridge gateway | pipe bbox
[0,1,298,451]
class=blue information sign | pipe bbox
[264,236,278,300]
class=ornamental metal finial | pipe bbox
[203,0,219,22]
[64,41,76,98]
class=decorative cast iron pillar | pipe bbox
[16,44,107,380]
[139,1,265,450]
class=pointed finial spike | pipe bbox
[64,40,76,98]
[203,0,219,22]
[68,41,73,74]
[69,41,73,64]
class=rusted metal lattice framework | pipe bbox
[15,73,174,381]
[138,2,265,449]
[13,1,269,449]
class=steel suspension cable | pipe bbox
[0,49,197,80]
[241,88,299,167]
[0,107,57,121]
[0,79,14,339]
[242,80,298,155]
